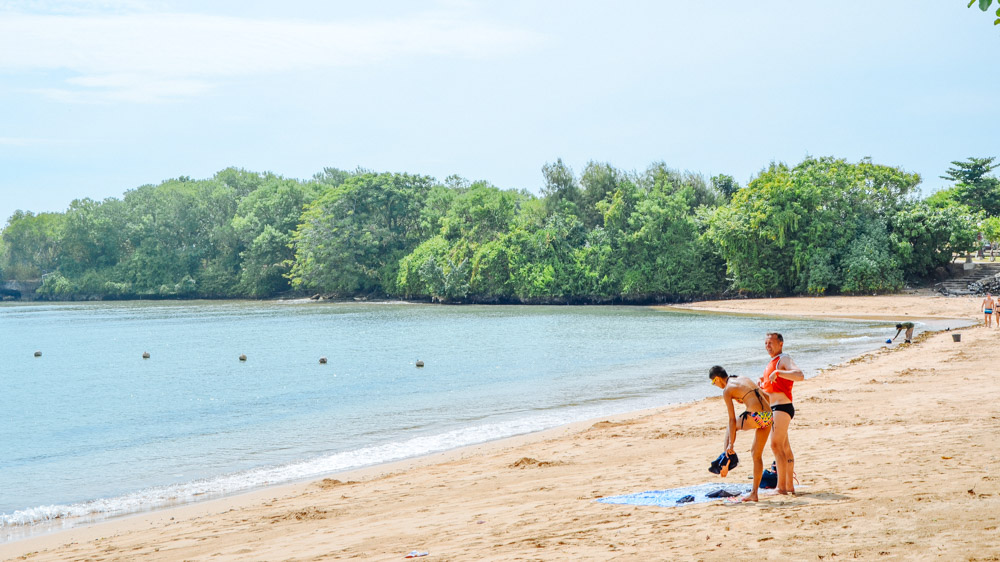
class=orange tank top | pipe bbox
[760,353,793,402]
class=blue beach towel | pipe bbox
[597,483,752,507]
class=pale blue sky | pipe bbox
[1,0,998,224]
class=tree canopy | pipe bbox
[0,156,987,302]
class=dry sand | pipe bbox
[3,294,999,561]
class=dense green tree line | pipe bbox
[0,156,991,302]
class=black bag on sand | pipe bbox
[758,462,778,489]
[708,452,739,474]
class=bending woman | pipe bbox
[709,365,772,502]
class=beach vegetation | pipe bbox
[706,157,934,295]
[0,155,992,302]
[938,157,1000,217]
[981,216,1000,248]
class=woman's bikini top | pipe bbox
[737,382,766,409]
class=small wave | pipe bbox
[0,414,571,529]
[835,335,880,343]
[275,298,314,304]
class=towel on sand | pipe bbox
[596,483,751,507]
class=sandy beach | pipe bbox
[3,294,998,561]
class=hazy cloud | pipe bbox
[0,136,76,146]
[0,9,543,103]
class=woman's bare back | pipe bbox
[728,376,770,412]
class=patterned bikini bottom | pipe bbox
[739,409,773,429]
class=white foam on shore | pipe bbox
[835,335,880,343]
[0,412,577,530]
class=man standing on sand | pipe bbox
[760,332,804,495]
[985,293,997,328]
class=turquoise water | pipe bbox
[0,300,893,538]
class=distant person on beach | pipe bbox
[893,322,915,343]
[709,366,772,502]
[760,332,804,495]
[983,293,996,327]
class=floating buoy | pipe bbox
[33,351,42,357]
[142,352,150,359]
[239,354,247,362]
[319,357,328,364]
[416,360,425,368]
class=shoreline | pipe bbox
[0,302,896,537]
[0,302,900,541]
[3,294,997,561]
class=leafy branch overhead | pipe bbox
[968,0,1000,25]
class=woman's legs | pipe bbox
[744,425,771,502]
[770,409,795,494]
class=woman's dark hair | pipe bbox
[708,365,729,380]
[895,323,903,329]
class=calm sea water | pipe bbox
[0,300,896,538]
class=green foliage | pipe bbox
[640,162,720,209]
[617,181,724,297]
[59,198,125,276]
[711,174,741,201]
[312,167,354,188]
[839,219,903,293]
[396,235,453,299]
[924,186,962,209]
[418,257,470,302]
[36,272,73,296]
[468,239,515,298]
[113,178,243,296]
[941,156,999,184]
[540,159,582,216]
[288,172,434,295]
[939,157,1000,216]
[523,211,586,299]
[441,182,520,243]
[967,0,1000,25]
[707,157,920,295]
[579,162,627,229]
[214,167,268,198]
[890,202,979,277]
[419,183,459,240]
[0,156,986,303]
[1,211,65,279]
[231,177,320,297]
[981,216,1000,246]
